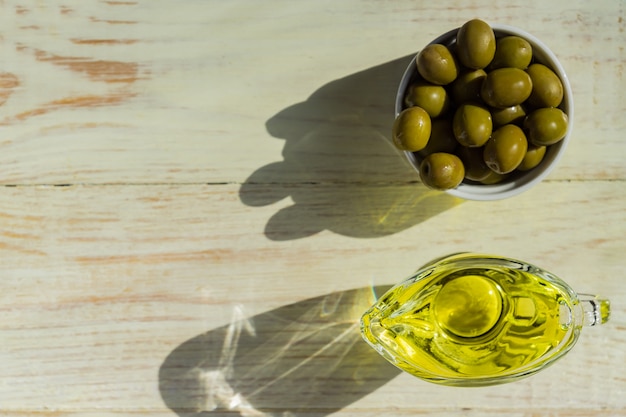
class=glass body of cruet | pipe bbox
[360,253,610,386]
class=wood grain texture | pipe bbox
[0,1,624,417]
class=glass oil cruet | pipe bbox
[360,253,610,386]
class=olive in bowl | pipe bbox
[392,20,573,200]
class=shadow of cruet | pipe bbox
[159,285,401,417]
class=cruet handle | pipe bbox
[578,294,611,326]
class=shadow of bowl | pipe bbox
[239,56,462,240]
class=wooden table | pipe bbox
[1,1,624,416]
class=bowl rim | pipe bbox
[396,23,574,201]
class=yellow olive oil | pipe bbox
[361,254,587,386]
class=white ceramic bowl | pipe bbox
[396,24,574,201]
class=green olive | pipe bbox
[453,103,493,147]
[518,144,547,171]
[483,124,528,174]
[404,81,451,118]
[489,36,533,70]
[419,152,465,190]
[480,67,533,108]
[524,107,568,146]
[392,106,432,151]
[449,69,486,104]
[456,145,492,181]
[416,44,459,85]
[456,19,496,69]
[417,118,457,158]
[491,104,526,127]
[526,63,564,108]
[480,170,508,185]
